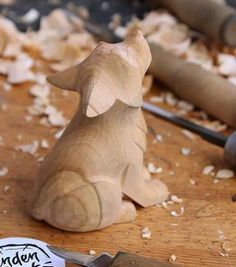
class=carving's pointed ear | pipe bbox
[47,65,79,91]
[84,78,116,117]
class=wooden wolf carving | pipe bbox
[30,29,169,232]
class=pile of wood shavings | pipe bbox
[0,8,98,159]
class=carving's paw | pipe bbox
[115,200,136,224]
[30,172,123,232]
[147,179,169,204]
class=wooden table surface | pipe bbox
[0,71,236,266]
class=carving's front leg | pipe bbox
[122,164,169,207]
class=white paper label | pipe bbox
[0,237,65,267]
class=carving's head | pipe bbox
[47,28,151,117]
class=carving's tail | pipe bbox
[30,171,122,232]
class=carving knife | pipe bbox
[47,246,179,267]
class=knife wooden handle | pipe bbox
[148,43,236,128]
[110,252,180,267]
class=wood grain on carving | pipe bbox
[29,29,169,232]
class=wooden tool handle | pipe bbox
[111,252,180,267]
[151,0,236,46]
[148,43,236,128]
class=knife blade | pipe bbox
[47,246,180,267]
[47,246,113,267]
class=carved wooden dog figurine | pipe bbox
[30,29,169,232]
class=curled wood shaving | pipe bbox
[149,96,164,103]
[216,169,234,179]
[16,140,39,155]
[190,179,196,185]
[147,163,162,174]
[156,134,163,142]
[141,227,151,239]
[218,53,236,76]
[15,8,40,24]
[222,241,232,252]
[170,195,183,204]
[181,129,195,141]
[0,167,8,176]
[170,207,184,217]
[88,250,96,256]
[3,185,10,192]
[41,139,49,149]
[168,255,176,263]
[54,128,65,139]
[181,147,191,156]
[177,100,194,111]
[202,165,215,175]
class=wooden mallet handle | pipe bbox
[148,43,236,128]
[151,0,236,46]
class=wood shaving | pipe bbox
[205,120,227,132]
[222,241,232,252]
[164,93,178,106]
[168,255,176,263]
[54,128,65,139]
[109,13,121,30]
[37,157,44,162]
[170,195,183,204]
[177,100,194,111]
[156,134,163,142]
[185,42,213,71]
[7,63,35,84]
[217,229,226,240]
[170,207,184,217]
[161,201,169,210]
[25,115,33,122]
[181,129,195,141]
[149,96,164,103]
[15,8,40,24]
[16,140,39,155]
[141,227,151,239]
[76,6,90,20]
[219,252,229,257]
[101,1,110,10]
[147,163,162,174]
[88,250,96,256]
[181,147,191,156]
[41,139,49,149]
[202,165,215,175]
[47,107,66,127]
[30,84,50,99]
[216,169,234,179]
[2,82,12,92]
[218,53,236,76]
[0,167,8,176]
[3,185,10,192]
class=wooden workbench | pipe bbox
[0,74,236,266]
